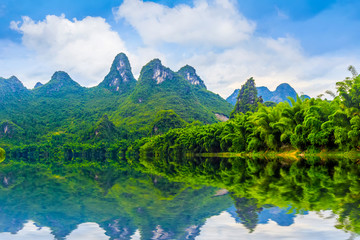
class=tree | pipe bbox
[336,65,360,110]
[230,77,261,117]
[0,147,5,162]
[149,110,187,136]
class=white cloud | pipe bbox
[127,46,167,79]
[0,39,50,88]
[113,0,359,99]
[115,0,255,48]
[196,211,356,240]
[0,221,109,240]
[0,221,53,240]
[10,15,128,87]
[67,222,108,240]
[5,0,359,98]
[183,37,353,98]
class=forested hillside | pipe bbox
[0,53,232,149]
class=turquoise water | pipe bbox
[0,156,359,240]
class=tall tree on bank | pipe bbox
[230,77,262,117]
[336,65,360,110]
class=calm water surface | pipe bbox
[0,155,359,239]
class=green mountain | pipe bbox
[81,114,129,143]
[111,58,232,133]
[0,76,30,102]
[97,53,136,94]
[34,82,43,88]
[0,53,232,147]
[149,110,187,136]
[33,71,85,97]
[227,83,310,105]
[177,65,207,89]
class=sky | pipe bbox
[1,0,360,98]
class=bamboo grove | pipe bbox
[141,67,360,153]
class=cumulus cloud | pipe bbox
[10,15,128,86]
[6,0,358,98]
[183,37,351,97]
[113,0,357,98]
[0,39,50,88]
[115,0,255,48]
[196,211,352,240]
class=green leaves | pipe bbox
[0,147,5,162]
[230,77,262,117]
[149,110,187,136]
[139,75,360,153]
[336,66,360,110]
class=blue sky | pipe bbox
[1,0,359,97]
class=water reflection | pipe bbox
[197,210,357,240]
[0,154,359,239]
[0,160,231,239]
[137,154,360,237]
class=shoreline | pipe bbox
[191,150,360,160]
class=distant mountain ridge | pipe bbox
[227,83,310,105]
[0,76,30,102]
[33,71,84,96]
[0,53,232,146]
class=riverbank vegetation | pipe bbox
[2,63,360,158]
[140,66,360,154]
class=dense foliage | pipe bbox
[0,147,4,161]
[230,77,262,117]
[149,110,187,136]
[141,70,360,153]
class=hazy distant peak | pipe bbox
[226,82,303,105]
[0,75,27,92]
[275,83,293,91]
[34,82,43,88]
[8,75,21,83]
[0,75,30,101]
[51,71,73,82]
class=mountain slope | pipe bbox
[177,65,207,89]
[177,65,232,119]
[0,76,31,103]
[112,59,232,132]
[33,71,84,97]
[97,53,136,94]
[0,53,233,146]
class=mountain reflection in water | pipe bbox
[0,154,359,239]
